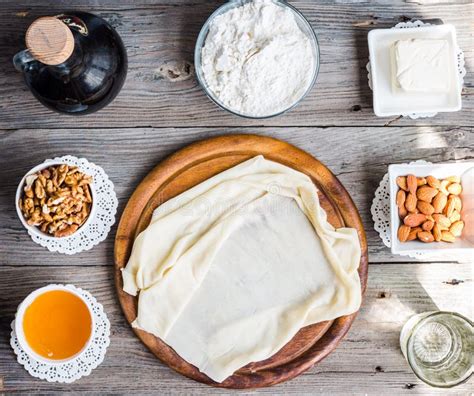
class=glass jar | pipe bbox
[400,311,473,388]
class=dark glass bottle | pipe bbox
[13,12,127,115]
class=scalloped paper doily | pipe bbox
[367,20,466,120]
[371,161,472,262]
[10,284,110,383]
[26,155,118,255]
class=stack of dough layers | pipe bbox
[122,156,362,382]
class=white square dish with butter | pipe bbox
[368,24,462,117]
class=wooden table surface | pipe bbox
[0,0,472,394]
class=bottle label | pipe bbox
[56,14,88,36]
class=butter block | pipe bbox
[392,39,451,93]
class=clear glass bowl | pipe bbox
[194,0,320,119]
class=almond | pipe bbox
[433,224,442,242]
[422,220,434,232]
[441,231,455,243]
[407,226,421,241]
[396,176,408,191]
[399,206,408,219]
[447,183,462,195]
[432,214,451,230]
[432,192,448,213]
[449,210,461,223]
[417,201,435,216]
[417,186,438,203]
[405,193,417,213]
[396,190,406,208]
[407,174,417,195]
[444,196,456,218]
[404,213,427,227]
[417,177,427,187]
[426,175,441,189]
[451,195,462,212]
[439,180,450,195]
[445,176,460,183]
[418,231,434,243]
[450,221,464,237]
[398,225,411,242]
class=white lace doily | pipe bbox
[10,284,110,383]
[27,155,118,255]
[371,161,472,262]
[367,20,466,119]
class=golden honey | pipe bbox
[23,290,92,360]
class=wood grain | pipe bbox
[0,0,472,128]
[1,127,472,266]
[114,135,368,388]
[0,263,472,394]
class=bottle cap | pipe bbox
[25,16,75,65]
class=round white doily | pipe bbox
[371,161,472,262]
[367,20,466,120]
[26,155,118,255]
[10,284,110,383]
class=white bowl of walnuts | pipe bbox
[16,162,96,239]
[389,162,474,256]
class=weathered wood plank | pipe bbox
[0,1,472,129]
[0,263,472,394]
[1,126,472,265]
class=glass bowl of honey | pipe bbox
[15,284,95,364]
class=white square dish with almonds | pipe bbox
[389,162,474,256]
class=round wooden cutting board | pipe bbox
[114,135,368,389]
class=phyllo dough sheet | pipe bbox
[122,156,362,382]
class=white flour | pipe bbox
[201,0,315,117]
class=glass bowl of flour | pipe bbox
[195,0,320,119]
